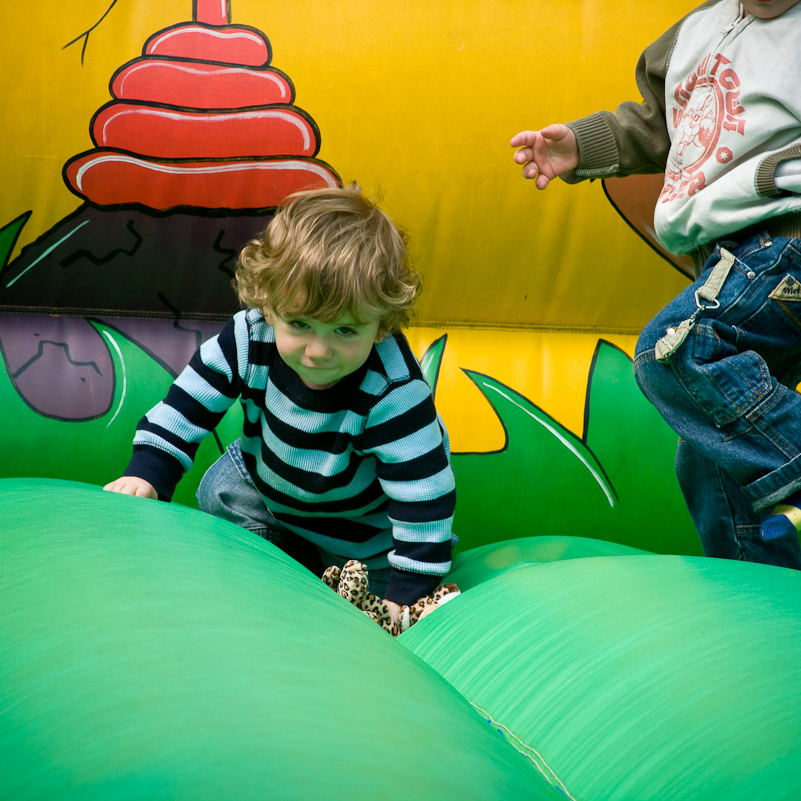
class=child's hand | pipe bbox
[511,124,579,189]
[385,599,403,626]
[103,476,158,499]
[383,599,436,627]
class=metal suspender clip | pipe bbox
[654,248,736,364]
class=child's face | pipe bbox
[265,308,383,390]
[741,0,801,18]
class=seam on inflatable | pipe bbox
[470,703,577,801]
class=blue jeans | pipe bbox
[196,440,392,595]
[634,232,801,568]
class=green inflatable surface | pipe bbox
[0,479,558,800]
[402,555,801,801]
[447,535,650,590]
[5,478,801,800]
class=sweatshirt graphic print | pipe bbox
[661,51,746,204]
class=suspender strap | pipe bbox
[696,248,735,304]
[655,248,736,364]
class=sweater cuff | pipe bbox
[756,144,801,197]
[384,567,443,606]
[125,445,185,501]
[564,112,621,182]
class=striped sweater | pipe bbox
[126,308,457,603]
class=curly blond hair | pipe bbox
[235,184,421,336]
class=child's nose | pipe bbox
[305,337,334,359]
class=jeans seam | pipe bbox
[774,298,801,332]
[671,346,727,424]
[249,525,278,540]
[745,384,801,460]
[721,354,772,421]
[716,465,745,560]
[226,439,265,494]
[733,523,763,543]
[678,326,772,427]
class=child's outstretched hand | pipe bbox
[511,124,579,189]
[385,599,403,626]
[384,598,436,625]
[103,476,158,499]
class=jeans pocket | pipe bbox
[769,274,801,333]
[675,321,773,428]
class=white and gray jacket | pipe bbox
[565,0,801,264]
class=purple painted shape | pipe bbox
[0,312,228,421]
[99,317,226,376]
[0,314,112,420]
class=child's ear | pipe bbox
[263,307,274,325]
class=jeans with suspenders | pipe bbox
[634,231,801,567]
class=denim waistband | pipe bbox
[689,211,801,277]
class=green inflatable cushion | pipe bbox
[0,478,559,800]
[402,555,801,801]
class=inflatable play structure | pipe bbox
[2,0,801,798]
[4,479,801,799]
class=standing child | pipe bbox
[511,0,801,567]
[105,185,457,621]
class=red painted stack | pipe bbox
[64,0,339,210]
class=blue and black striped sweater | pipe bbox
[126,308,457,603]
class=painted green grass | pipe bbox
[0,211,30,272]
[425,339,699,555]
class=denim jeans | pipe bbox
[196,440,392,595]
[634,233,801,568]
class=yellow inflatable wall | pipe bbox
[0,0,700,554]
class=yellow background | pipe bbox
[0,0,695,452]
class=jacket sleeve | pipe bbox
[124,315,245,500]
[563,7,701,181]
[361,378,457,605]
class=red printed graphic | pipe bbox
[716,147,733,164]
[660,54,746,204]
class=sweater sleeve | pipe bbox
[361,378,457,605]
[563,7,701,182]
[124,315,246,500]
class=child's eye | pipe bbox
[335,327,357,336]
[289,320,310,331]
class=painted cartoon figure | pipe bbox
[0,0,339,421]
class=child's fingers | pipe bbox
[539,122,569,141]
[384,599,403,624]
[103,477,156,498]
[509,130,534,148]
[522,161,547,184]
[513,147,532,163]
